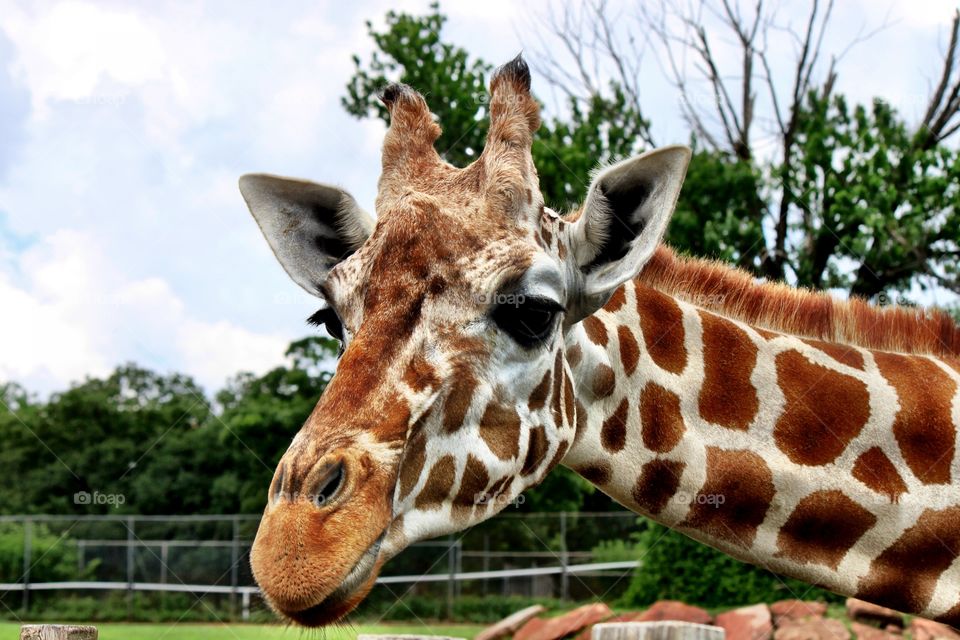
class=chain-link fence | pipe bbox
[0,511,641,621]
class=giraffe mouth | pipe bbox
[284,531,385,627]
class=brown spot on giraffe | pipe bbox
[402,353,440,391]
[583,316,609,346]
[541,225,553,246]
[563,370,575,425]
[852,447,908,502]
[527,370,551,411]
[544,440,569,474]
[566,343,582,368]
[551,350,564,425]
[632,459,685,515]
[874,352,956,485]
[443,373,477,433]
[601,398,629,453]
[521,426,548,475]
[415,454,456,510]
[640,382,685,453]
[573,400,587,446]
[774,349,871,466]
[487,474,514,504]
[698,311,759,430]
[801,338,865,370]
[453,454,490,516]
[478,400,522,460]
[575,461,612,485]
[604,286,627,312]
[593,364,616,398]
[636,285,688,374]
[618,326,640,376]
[857,506,960,617]
[776,490,877,569]
[682,447,775,548]
[398,427,427,501]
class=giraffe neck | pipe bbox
[562,278,960,623]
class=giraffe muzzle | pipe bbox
[250,447,398,626]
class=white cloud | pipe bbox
[0,229,288,394]
[3,2,165,118]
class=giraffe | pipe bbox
[238,55,960,627]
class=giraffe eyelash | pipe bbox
[308,307,345,345]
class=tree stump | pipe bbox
[20,626,98,640]
[593,622,725,640]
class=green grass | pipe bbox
[0,622,484,639]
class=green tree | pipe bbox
[343,2,490,168]
[343,3,645,211]
[0,365,211,515]
[537,1,960,300]
[788,91,960,297]
[344,4,775,266]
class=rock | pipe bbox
[770,600,828,625]
[715,604,773,640]
[475,605,547,640]
[637,601,713,625]
[845,599,903,629]
[514,603,613,640]
[850,622,899,640]
[773,617,848,640]
[910,618,960,640]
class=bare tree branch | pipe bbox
[921,10,960,147]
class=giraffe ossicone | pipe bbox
[239,55,960,628]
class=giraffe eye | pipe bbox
[307,307,345,345]
[492,296,564,348]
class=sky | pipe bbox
[0,0,957,396]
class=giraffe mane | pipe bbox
[638,245,960,357]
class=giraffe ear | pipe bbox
[567,146,690,319]
[239,173,374,297]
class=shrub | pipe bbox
[620,521,841,608]
[0,523,96,583]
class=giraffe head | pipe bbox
[239,56,690,626]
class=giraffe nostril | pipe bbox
[269,462,286,506]
[310,460,345,508]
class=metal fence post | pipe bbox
[454,539,462,599]
[482,534,489,596]
[560,511,569,600]
[446,535,455,620]
[126,516,135,620]
[160,541,168,611]
[230,516,240,619]
[22,518,32,614]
